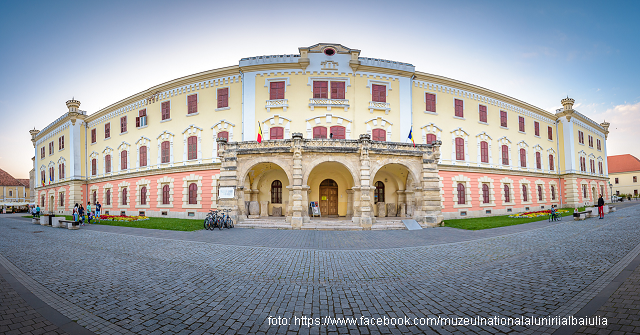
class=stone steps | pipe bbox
[235,218,409,230]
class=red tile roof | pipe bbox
[608,154,640,174]
[0,168,23,187]
[17,179,30,187]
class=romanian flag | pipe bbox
[49,173,52,185]
[257,122,263,143]
[408,126,415,147]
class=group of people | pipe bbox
[72,202,102,226]
[31,205,40,218]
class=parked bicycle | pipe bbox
[203,209,234,230]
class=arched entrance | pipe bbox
[241,162,290,217]
[371,163,417,217]
[319,179,338,216]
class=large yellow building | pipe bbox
[30,43,611,227]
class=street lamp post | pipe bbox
[609,183,613,203]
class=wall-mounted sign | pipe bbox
[321,196,327,200]
[219,187,235,199]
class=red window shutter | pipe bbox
[426,93,436,112]
[162,101,170,120]
[426,134,437,144]
[457,183,465,204]
[121,150,127,170]
[534,122,539,136]
[105,155,111,173]
[140,146,147,167]
[122,188,127,205]
[141,187,147,205]
[188,136,197,160]
[500,111,507,127]
[105,123,110,138]
[91,129,96,143]
[538,186,542,201]
[92,159,96,175]
[480,141,488,163]
[313,126,327,139]
[454,99,464,117]
[520,149,526,167]
[372,129,386,141]
[482,184,489,204]
[189,183,197,204]
[372,84,386,103]
[523,185,528,202]
[270,82,285,100]
[187,94,198,114]
[162,185,170,204]
[502,145,508,165]
[313,81,328,99]
[479,105,487,123]
[161,141,170,163]
[519,117,525,132]
[330,126,345,139]
[217,88,229,108]
[331,82,345,99]
[136,116,140,127]
[505,185,510,202]
[270,127,284,140]
[549,155,554,170]
[106,189,110,205]
[548,126,553,140]
[58,137,61,150]
[455,137,464,160]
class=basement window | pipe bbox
[161,211,168,216]
[139,211,145,216]
[507,208,512,212]
[188,212,195,217]
[460,211,467,216]
[120,211,126,216]
[485,210,491,214]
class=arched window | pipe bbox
[536,152,541,169]
[549,155,554,171]
[140,146,147,167]
[121,150,128,170]
[538,185,543,201]
[92,191,96,205]
[105,155,111,173]
[122,188,127,205]
[188,136,197,160]
[480,141,489,163]
[457,183,466,205]
[92,159,97,176]
[41,195,45,207]
[161,141,170,163]
[141,187,147,205]
[426,134,437,144]
[482,184,489,204]
[455,137,464,160]
[330,126,345,139]
[522,185,528,202]
[269,127,283,140]
[374,181,385,203]
[313,126,327,139]
[217,131,228,157]
[502,145,509,165]
[551,185,556,200]
[162,185,170,205]
[519,148,526,167]
[188,183,198,204]
[106,189,111,205]
[271,180,282,204]
[372,129,386,141]
[504,185,510,203]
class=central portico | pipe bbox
[217,133,443,229]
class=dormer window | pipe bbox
[324,48,336,56]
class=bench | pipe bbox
[60,220,80,230]
[573,210,592,221]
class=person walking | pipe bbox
[35,205,40,218]
[79,205,85,226]
[73,203,79,222]
[598,194,605,219]
[95,201,101,221]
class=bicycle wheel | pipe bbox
[228,218,234,228]
[204,219,208,230]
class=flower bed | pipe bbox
[99,215,150,222]
[509,209,568,218]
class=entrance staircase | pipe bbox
[234,217,407,230]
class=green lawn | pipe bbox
[444,207,584,230]
[23,215,204,231]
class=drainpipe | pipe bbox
[85,121,89,210]
[555,118,562,208]
[239,69,244,141]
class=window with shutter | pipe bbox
[161,101,170,120]
[597,139,601,150]
[538,186,542,201]
[188,183,197,204]
[548,126,553,140]
[217,88,229,108]
[140,146,147,167]
[454,99,464,117]
[120,116,127,133]
[313,126,327,139]
[187,94,198,114]
[92,159,96,176]
[426,134,437,144]
[106,189,111,205]
[331,82,345,99]
[121,150,127,170]
[372,128,386,141]
[480,141,488,163]
[479,105,487,123]
[269,127,284,140]
[536,152,541,169]
[270,81,285,100]
[502,145,509,165]
[141,187,147,205]
[162,185,170,204]
[520,149,526,167]
[523,185,528,202]
[271,180,282,204]
[313,81,328,98]
[91,129,96,143]
[41,147,45,158]
[534,122,539,136]
[482,184,489,204]
[549,155,554,171]
[122,188,127,205]
[518,116,525,132]
[372,84,386,102]
[216,132,228,157]
[500,111,507,127]
[188,136,197,160]
[330,126,345,139]
[578,131,584,144]
[105,155,111,173]
[49,142,53,155]
[161,141,170,163]
[551,186,556,200]
[425,93,436,112]
[105,123,110,138]
[455,137,464,160]
[457,183,465,205]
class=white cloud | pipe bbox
[591,102,640,159]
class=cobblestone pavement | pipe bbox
[0,204,639,334]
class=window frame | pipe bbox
[271,180,282,204]
[425,93,436,113]
[478,104,487,123]
[216,87,229,109]
[187,94,198,114]
[500,111,508,127]
[161,101,171,120]
[454,99,464,118]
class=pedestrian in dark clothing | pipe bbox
[79,205,85,226]
[597,194,605,219]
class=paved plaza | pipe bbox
[1,203,640,334]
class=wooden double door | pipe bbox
[319,179,338,216]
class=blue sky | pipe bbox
[1,0,639,178]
